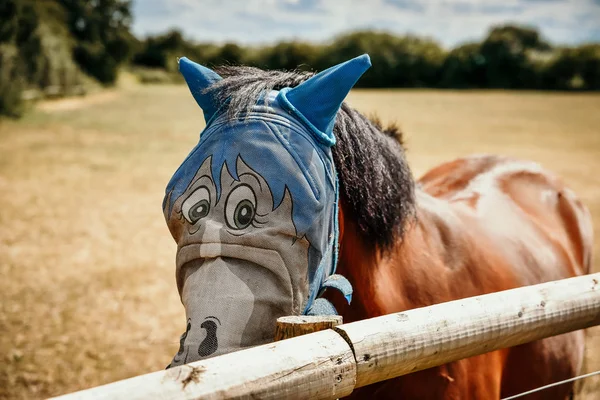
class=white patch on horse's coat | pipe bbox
[435,157,573,284]
[446,159,547,222]
[464,159,545,195]
[540,189,557,205]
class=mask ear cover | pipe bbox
[276,54,371,147]
[179,57,222,123]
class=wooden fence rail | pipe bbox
[53,272,600,400]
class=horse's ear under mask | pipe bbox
[178,57,222,123]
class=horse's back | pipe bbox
[418,154,593,398]
[419,154,593,281]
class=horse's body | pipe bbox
[166,55,593,399]
[333,154,593,399]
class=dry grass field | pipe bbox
[1,83,599,399]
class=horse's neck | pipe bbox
[334,188,516,322]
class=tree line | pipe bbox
[133,27,600,91]
[1,0,599,118]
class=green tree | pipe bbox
[210,43,246,66]
[480,24,551,89]
[132,30,222,72]
[439,43,486,88]
[58,0,135,84]
[579,44,600,90]
[320,31,445,87]
[258,41,321,70]
[0,0,40,117]
[545,44,600,90]
[0,0,19,44]
[133,30,186,70]
[16,0,43,83]
[0,45,26,117]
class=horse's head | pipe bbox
[163,55,371,366]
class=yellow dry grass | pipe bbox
[0,85,598,399]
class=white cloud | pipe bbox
[132,0,600,47]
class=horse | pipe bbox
[162,54,593,399]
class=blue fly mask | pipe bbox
[164,55,371,366]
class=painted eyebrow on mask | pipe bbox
[187,174,214,191]
[231,172,262,191]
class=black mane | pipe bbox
[208,65,415,250]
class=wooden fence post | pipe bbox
[275,315,343,341]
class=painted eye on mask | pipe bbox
[225,184,257,230]
[182,186,211,224]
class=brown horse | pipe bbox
[164,56,593,399]
[333,154,593,399]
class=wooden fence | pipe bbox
[53,272,600,400]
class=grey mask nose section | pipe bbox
[169,256,293,367]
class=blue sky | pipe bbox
[132,0,600,48]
